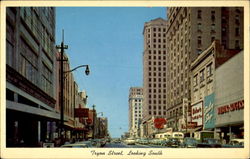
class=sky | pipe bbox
[56,7,166,138]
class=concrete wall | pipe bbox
[215,51,243,127]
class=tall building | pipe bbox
[128,87,143,138]
[6,7,58,147]
[166,7,243,131]
[142,18,168,127]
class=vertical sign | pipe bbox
[191,102,203,126]
[204,93,215,129]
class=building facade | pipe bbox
[190,40,240,133]
[142,18,168,137]
[6,7,59,147]
[214,51,244,142]
[128,87,143,138]
[166,7,243,131]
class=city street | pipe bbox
[104,142,165,148]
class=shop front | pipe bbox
[215,100,244,142]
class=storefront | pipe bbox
[214,51,244,143]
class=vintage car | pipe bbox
[196,138,222,148]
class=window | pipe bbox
[235,15,240,24]
[193,74,198,86]
[211,24,215,31]
[207,63,213,77]
[200,69,205,82]
[235,40,240,49]
[235,28,240,36]
[211,36,215,43]
[197,23,202,31]
[222,27,226,36]
[211,11,215,21]
[198,36,202,47]
[6,40,14,67]
[197,10,202,19]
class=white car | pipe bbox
[124,138,136,145]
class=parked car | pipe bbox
[222,139,244,148]
[61,141,93,148]
[124,138,136,145]
[196,138,222,148]
[181,137,198,148]
[139,138,150,145]
[163,138,181,148]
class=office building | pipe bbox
[128,87,143,138]
[6,7,58,147]
[142,18,168,127]
[166,7,243,131]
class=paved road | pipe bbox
[104,142,165,148]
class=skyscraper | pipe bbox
[142,18,167,127]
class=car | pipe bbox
[222,139,244,148]
[181,137,198,148]
[124,138,136,145]
[61,142,90,148]
[77,140,97,147]
[138,138,149,145]
[164,138,181,148]
[196,138,222,148]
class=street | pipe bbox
[104,142,165,148]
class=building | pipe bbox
[96,117,108,139]
[142,18,167,136]
[6,7,59,147]
[128,87,143,138]
[73,90,89,140]
[190,40,240,134]
[214,51,244,142]
[166,7,243,131]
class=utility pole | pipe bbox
[56,30,68,144]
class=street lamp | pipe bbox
[56,30,90,144]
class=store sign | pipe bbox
[74,108,89,118]
[204,93,215,129]
[154,118,167,129]
[191,102,203,126]
[182,122,197,129]
[217,100,244,115]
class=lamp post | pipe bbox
[56,30,90,144]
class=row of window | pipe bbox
[193,63,213,86]
[149,111,166,116]
[148,94,167,99]
[148,27,166,33]
[149,77,167,82]
[148,100,167,104]
[148,55,167,60]
[148,83,167,88]
[149,88,167,93]
[148,50,167,55]
[149,106,167,110]
[197,10,216,20]
[147,44,166,49]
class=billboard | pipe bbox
[204,93,215,129]
[191,102,203,126]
